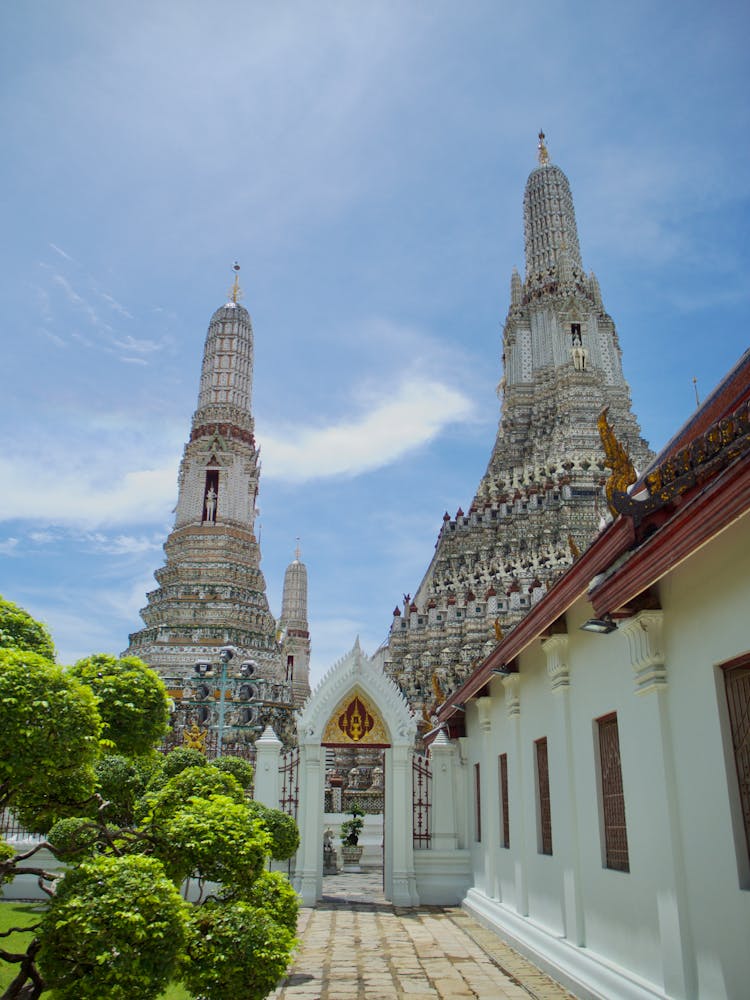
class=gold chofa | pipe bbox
[598,406,637,515]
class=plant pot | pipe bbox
[341,844,363,872]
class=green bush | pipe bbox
[180,900,295,1000]
[247,801,300,860]
[240,869,299,933]
[38,854,187,1000]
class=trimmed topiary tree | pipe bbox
[38,854,187,1000]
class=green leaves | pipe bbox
[38,855,188,1000]
[70,654,170,756]
[0,649,102,828]
[180,899,296,1000]
[0,594,55,659]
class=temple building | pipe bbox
[125,267,310,747]
[382,134,652,720]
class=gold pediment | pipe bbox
[322,688,390,746]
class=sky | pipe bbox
[1,1,748,686]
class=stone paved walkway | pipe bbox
[272,872,574,1000]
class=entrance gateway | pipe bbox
[294,640,420,906]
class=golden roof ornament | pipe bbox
[598,406,637,515]
[229,261,243,304]
[538,129,550,165]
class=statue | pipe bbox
[323,827,337,874]
[204,486,217,523]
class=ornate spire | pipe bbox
[537,129,550,165]
[523,133,583,279]
[192,270,255,434]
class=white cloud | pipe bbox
[48,242,75,262]
[112,334,162,354]
[0,537,20,555]
[83,533,163,556]
[261,377,474,482]
[0,455,178,528]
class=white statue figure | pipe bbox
[204,486,217,522]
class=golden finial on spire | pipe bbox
[538,129,550,165]
[229,261,243,304]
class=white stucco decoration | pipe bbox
[296,637,417,748]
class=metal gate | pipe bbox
[279,746,300,821]
[412,753,432,849]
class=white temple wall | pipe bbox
[459,509,750,999]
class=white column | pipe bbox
[620,611,696,999]
[253,725,282,808]
[430,729,459,850]
[476,696,497,896]
[503,673,529,916]
[390,744,420,906]
[542,633,585,946]
[293,741,324,906]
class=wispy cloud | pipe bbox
[0,537,20,556]
[99,291,133,320]
[112,334,163,354]
[49,242,75,262]
[261,376,474,482]
[52,272,109,331]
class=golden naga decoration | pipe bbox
[601,396,750,527]
[597,406,637,516]
[421,703,432,724]
[431,671,446,706]
[493,618,504,642]
[183,723,208,752]
[568,533,581,560]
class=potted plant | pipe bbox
[339,804,365,870]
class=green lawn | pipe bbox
[0,901,45,992]
[0,902,192,998]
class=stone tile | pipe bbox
[273,872,574,1000]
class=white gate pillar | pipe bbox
[253,725,282,808]
[389,743,420,906]
[294,741,325,906]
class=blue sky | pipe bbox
[1,1,748,685]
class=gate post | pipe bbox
[390,744,420,906]
[294,741,325,906]
[253,725,283,808]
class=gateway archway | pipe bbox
[294,640,419,906]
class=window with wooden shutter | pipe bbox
[723,658,750,870]
[499,753,510,848]
[474,763,482,843]
[597,712,630,872]
[535,738,552,855]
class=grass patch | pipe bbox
[0,901,45,992]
